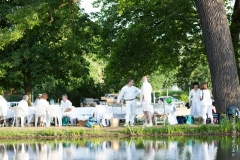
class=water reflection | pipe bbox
[0,137,239,160]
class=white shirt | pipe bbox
[200,89,212,106]
[0,97,8,116]
[18,100,28,113]
[36,99,49,107]
[140,81,152,103]
[60,100,72,109]
[117,85,141,103]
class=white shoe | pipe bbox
[123,124,128,127]
[130,124,134,127]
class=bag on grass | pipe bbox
[177,116,186,124]
[86,117,97,128]
[185,115,194,124]
[62,117,69,126]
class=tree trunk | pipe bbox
[231,0,240,79]
[24,81,32,106]
[195,0,240,113]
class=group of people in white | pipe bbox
[117,76,178,127]
[0,93,73,126]
[188,82,214,124]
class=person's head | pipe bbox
[38,94,42,99]
[62,94,68,101]
[41,93,48,100]
[127,79,134,87]
[201,83,208,90]
[22,95,29,101]
[166,98,172,104]
[142,76,148,83]
[192,82,199,89]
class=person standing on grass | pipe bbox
[200,83,213,124]
[117,79,141,127]
[140,76,153,127]
[188,82,202,119]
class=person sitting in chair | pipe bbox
[165,98,178,125]
[0,95,8,126]
[61,94,73,125]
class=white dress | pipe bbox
[188,89,201,117]
[166,104,178,125]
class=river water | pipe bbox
[0,136,239,160]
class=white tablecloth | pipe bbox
[6,107,35,119]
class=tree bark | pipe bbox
[231,0,240,78]
[23,80,32,106]
[195,0,240,113]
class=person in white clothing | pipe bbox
[188,82,201,118]
[140,76,153,127]
[165,98,178,125]
[35,93,49,126]
[0,95,8,117]
[200,83,213,124]
[18,95,31,125]
[61,94,72,113]
[0,95,8,126]
[34,94,42,106]
[36,93,49,107]
[60,94,73,125]
[117,79,141,127]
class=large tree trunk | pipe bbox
[231,0,240,78]
[195,0,240,113]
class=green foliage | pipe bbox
[180,94,189,102]
[0,0,102,103]
[93,0,208,91]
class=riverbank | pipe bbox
[0,120,239,139]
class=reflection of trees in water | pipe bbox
[0,137,239,160]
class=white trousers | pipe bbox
[202,105,212,119]
[125,100,136,125]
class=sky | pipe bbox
[80,0,99,13]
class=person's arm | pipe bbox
[200,90,203,100]
[135,87,141,98]
[141,84,146,102]
[64,101,72,112]
[209,90,213,98]
[117,87,125,104]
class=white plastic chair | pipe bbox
[34,106,47,127]
[12,107,27,127]
[46,105,61,127]
[153,103,167,125]
[0,106,7,127]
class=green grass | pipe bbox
[0,118,239,139]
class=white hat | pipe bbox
[0,95,3,99]
[39,94,42,96]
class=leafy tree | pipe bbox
[93,0,205,90]
[0,0,97,103]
